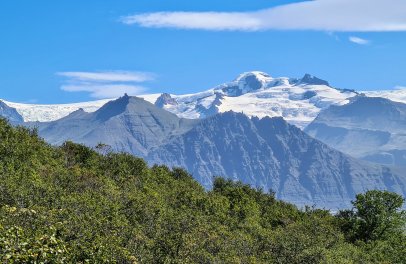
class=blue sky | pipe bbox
[1,0,405,103]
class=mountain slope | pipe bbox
[305,96,406,167]
[0,100,23,124]
[147,111,406,208]
[34,95,198,156]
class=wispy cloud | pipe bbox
[122,11,263,31]
[58,71,153,98]
[349,36,370,45]
[57,71,154,83]
[61,84,146,99]
[121,0,406,32]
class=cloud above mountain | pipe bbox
[57,71,154,98]
[122,0,406,32]
[57,71,154,83]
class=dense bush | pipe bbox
[0,118,405,263]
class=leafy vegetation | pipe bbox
[0,118,405,263]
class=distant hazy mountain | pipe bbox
[147,111,406,208]
[2,71,361,128]
[34,95,198,156]
[305,96,406,167]
[0,100,23,124]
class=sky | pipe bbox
[1,0,406,103]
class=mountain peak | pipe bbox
[299,74,330,86]
[217,71,272,96]
[94,94,136,121]
[62,107,87,120]
[332,95,406,121]
[236,72,270,92]
[155,93,178,108]
[235,71,272,82]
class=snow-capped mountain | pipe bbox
[156,72,358,128]
[5,71,404,128]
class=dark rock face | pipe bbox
[147,112,406,209]
[299,74,330,86]
[244,74,263,90]
[221,72,265,96]
[303,91,317,99]
[221,85,242,97]
[0,100,24,124]
[154,93,178,108]
[305,96,406,167]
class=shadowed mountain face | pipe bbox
[147,112,406,209]
[305,96,406,167]
[0,100,23,124]
[34,95,199,156]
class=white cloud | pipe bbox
[61,84,146,99]
[57,71,154,82]
[58,71,153,99]
[122,0,406,32]
[349,36,370,45]
[122,11,263,31]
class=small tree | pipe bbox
[338,190,406,242]
[354,190,405,242]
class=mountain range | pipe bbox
[0,72,357,128]
[3,71,406,128]
[11,94,404,209]
[1,71,406,209]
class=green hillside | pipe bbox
[0,118,404,263]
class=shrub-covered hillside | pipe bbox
[0,118,405,263]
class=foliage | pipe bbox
[0,118,404,263]
[336,190,406,263]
